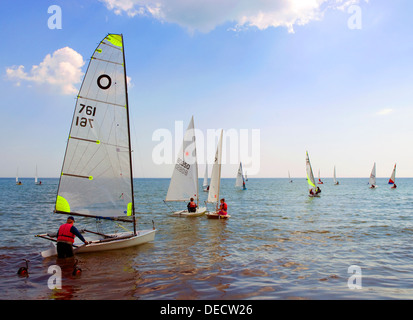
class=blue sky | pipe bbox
[1,0,412,179]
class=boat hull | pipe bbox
[41,229,156,258]
[171,207,207,217]
[206,212,231,219]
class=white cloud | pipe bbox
[377,108,394,116]
[100,0,368,33]
[6,47,85,95]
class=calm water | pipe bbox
[1,177,413,300]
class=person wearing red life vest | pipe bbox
[217,198,228,216]
[187,197,198,213]
[56,216,89,258]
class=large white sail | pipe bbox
[388,163,396,185]
[207,130,223,204]
[369,162,376,186]
[165,116,199,202]
[306,151,316,192]
[56,34,134,219]
[235,162,244,187]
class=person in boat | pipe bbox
[217,198,228,216]
[370,184,376,189]
[315,187,321,194]
[392,184,397,189]
[187,198,198,213]
[243,181,246,190]
[56,216,89,258]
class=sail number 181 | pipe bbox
[75,104,96,128]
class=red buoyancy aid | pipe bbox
[57,223,75,243]
[220,202,228,212]
[189,201,197,208]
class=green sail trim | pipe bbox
[307,174,316,188]
[56,195,71,213]
[127,202,132,216]
[106,34,122,47]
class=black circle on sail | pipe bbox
[97,74,112,90]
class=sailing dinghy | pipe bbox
[35,165,42,185]
[306,151,320,197]
[206,130,230,219]
[36,34,156,258]
[288,171,293,183]
[389,163,397,189]
[369,162,377,189]
[203,163,209,192]
[164,116,206,217]
[318,169,324,184]
[16,168,22,185]
[235,162,247,190]
[333,166,339,185]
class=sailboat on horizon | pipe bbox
[369,162,377,189]
[333,166,339,185]
[388,163,397,189]
[203,163,209,192]
[35,165,42,185]
[164,116,206,217]
[235,162,247,190]
[16,168,22,185]
[37,34,156,258]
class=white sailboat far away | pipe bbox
[369,162,377,189]
[16,168,22,185]
[288,170,293,183]
[164,116,206,217]
[235,162,247,190]
[36,34,156,258]
[306,151,321,197]
[318,169,324,184]
[333,166,339,185]
[203,163,209,192]
[35,165,42,185]
[389,163,397,189]
[206,130,230,219]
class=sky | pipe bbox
[1,0,413,179]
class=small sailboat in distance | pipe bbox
[318,169,324,184]
[203,163,209,192]
[35,165,42,185]
[369,162,377,189]
[164,116,206,217]
[333,166,339,185]
[235,162,247,190]
[306,151,321,197]
[389,163,397,189]
[36,34,156,258]
[16,168,22,185]
[288,170,293,183]
[206,130,230,219]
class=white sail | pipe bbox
[389,163,396,185]
[165,116,199,202]
[369,162,376,186]
[56,34,134,219]
[203,164,208,188]
[207,130,223,204]
[333,166,337,184]
[35,165,38,184]
[306,152,316,192]
[235,162,244,187]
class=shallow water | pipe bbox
[1,177,413,300]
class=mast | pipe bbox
[121,34,136,236]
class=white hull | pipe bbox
[206,212,230,219]
[41,229,156,258]
[171,207,207,217]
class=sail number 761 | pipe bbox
[75,104,96,128]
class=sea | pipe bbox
[1,177,413,302]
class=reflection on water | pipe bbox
[2,178,413,299]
